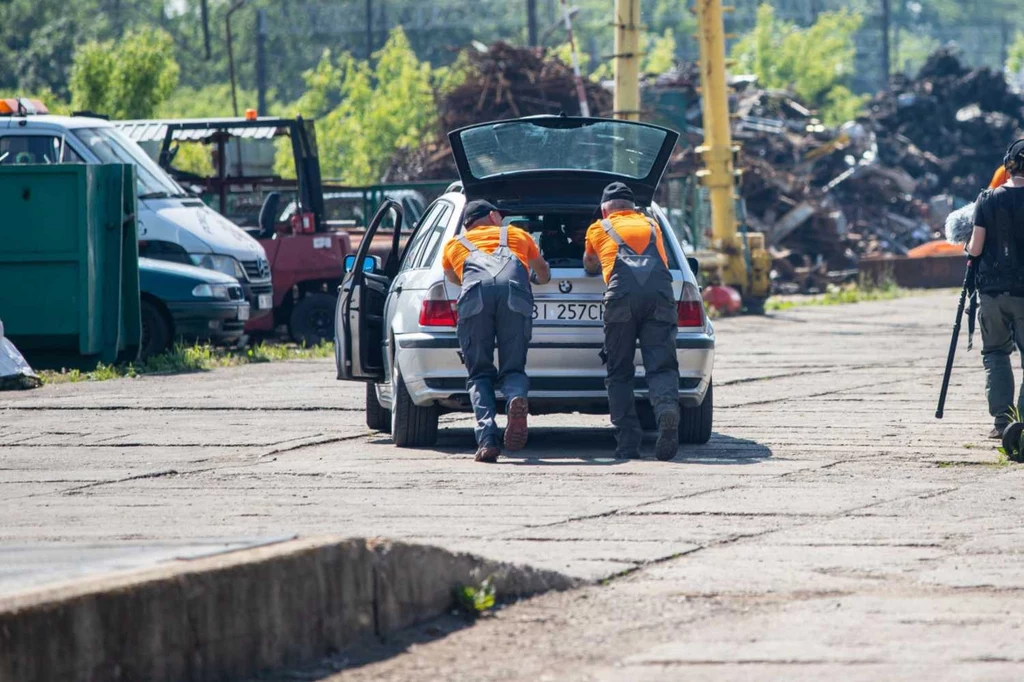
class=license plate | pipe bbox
[533,301,604,322]
[237,306,250,321]
[257,294,273,309]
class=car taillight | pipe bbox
[677,283,705,328]
[419,300,458,326]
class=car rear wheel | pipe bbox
[679,380,713,444]
[391,364,438,448]
[289,293,336,347]
[366,383,391,433]
[140,299,172,360]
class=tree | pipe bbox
[70,26,180,119]
[732,4,868,125]
[1008,31,1024,79]
[644,29,677,75]
[277,28,441,185]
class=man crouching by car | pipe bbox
[442,200,551,463]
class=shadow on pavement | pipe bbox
[370,427,772,467]
[254,614,473,681]
[677,433,773,465]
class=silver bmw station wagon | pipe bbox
[335,116,715,448]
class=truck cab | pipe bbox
[0,99,274,323]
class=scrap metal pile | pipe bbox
[671,49,1024,292]
[384,42,612,182]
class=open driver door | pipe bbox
[335,199,404,381]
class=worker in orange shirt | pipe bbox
[442,200,551,463]
[584,182,678,461]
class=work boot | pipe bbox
[475,442,501,463]
[504,397,529,451]
[989,425,1007,440]
[654,411,680,461]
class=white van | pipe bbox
[0,101,274,321]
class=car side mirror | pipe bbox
[687,257,700,275]
[259,192,282,239]
[343,254,382,274]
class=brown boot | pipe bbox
[504,397,529,451]
[475,444,501,463]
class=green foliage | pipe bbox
[765,281,907,312]
[1008,31,1024,77]
[157,84,258,119]
[70,27,180,119]
[894,32,940,77]
[822,86,869,127]
[644,29,678,76]
[276,28,441,184]
[732,4,866,125]
[39,341,335,385]
[550,42,610,83]
[454,578,496,616]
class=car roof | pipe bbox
[0,115,111,131]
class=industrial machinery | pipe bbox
[613,0,771,310]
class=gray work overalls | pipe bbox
[600,216,679,451]
[455,225,534,447]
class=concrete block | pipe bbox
[0,537,573,682]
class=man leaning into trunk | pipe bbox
[584,182,680,460]
[442,200,551,462]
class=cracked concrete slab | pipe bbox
[2,294,1022,680]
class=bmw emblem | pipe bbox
[558,280,573,294]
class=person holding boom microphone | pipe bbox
[966,140,1024,438]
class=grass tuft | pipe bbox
[767,277,907,312]
[39,341,334,385]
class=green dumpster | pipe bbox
[0,164,141,368]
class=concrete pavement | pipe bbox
[2,293,1022,679]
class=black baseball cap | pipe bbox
[601,182,635,204]
[463,199,500,227]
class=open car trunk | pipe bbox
[448,116,679,211]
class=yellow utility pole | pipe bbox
[694,0,770,309]
[613,0,641,121]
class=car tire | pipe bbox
[140,299,172,360]
[289,293,336,347]
[679,380,713,445]
[391,364,438,448]
[366,383,392,433]
[636,401,657,431]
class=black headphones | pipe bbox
[1004,139,1024,173]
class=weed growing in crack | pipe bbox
[454,578,496,617]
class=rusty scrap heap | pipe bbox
[679,49,1024,291]
[385,42,612,182]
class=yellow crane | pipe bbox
[613,0,771,311]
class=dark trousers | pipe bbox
[979,293,1024,426]
[603,295,679,449]
[457,282,532,447]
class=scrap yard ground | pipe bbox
[3,293,1024,679]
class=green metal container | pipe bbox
[0,164,141,368]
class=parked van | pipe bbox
[0,99,274,322]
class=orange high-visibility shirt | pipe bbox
[584,211,669,284]
[991,166,1009,189]
[441,225,540,280]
